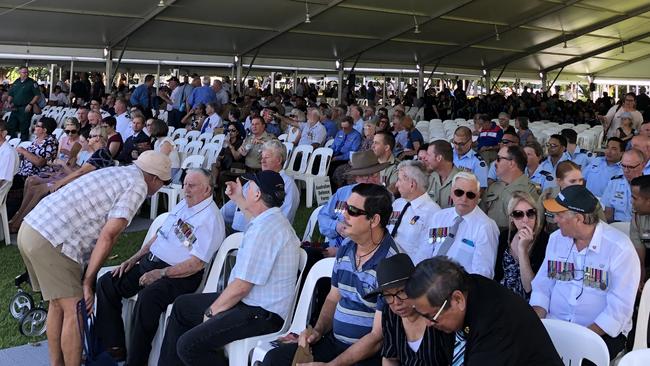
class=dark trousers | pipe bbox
[7,107,33,140]
[95,255,203,366]
[262,332,381,366]
[158,293,284,366]
[168,109,184,129]
[582,333,627,365]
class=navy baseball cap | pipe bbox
[544,185,598,214]
[242,170,285,207]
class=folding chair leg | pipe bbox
[149,193,159,220]
[1,204,9,245]
[305,178,314,208]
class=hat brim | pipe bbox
[345,162,391,177]
[543,198,568,213]
[363,278,409,300]
[134,160,172,182]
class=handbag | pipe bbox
[77,299,118,366]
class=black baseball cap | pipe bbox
[242,170,285,207]
[167,76,179,83]
[543,185,598,214]
[364,253,415,299]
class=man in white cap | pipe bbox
[17,150,171,366]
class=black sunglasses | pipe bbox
[344,203,368,217]
[64,129,78,134]
[496,155,512,163]
[382,289,408,305]
[453,189,477,200]
[511,208,537,219]
[228,129,238,133]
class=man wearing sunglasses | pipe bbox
[421,172,499,279]
[602,149,645,223]
[486,132,520,185]
[532,185,640,362]
[407,257,563,366]
[538,134,571,190]
[481,145,538,230]
[263,183,400,366]
[452,126,488,189]
[424,140,461,209]
[318,150,390,252]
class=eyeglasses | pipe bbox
[496,155,512,163]
[412,299,448,323]
[228,129,238,133]
[34,124,44,128]
[452,139,470,146]
[511,208,537,219]
[501,139,515,145]
[64,129,78,134]
[382,289,408,304]
[546,143,559,148]
[344,203,368,217]
[625,99,635,102]
[622,162,641,170]
[453,189,477,200]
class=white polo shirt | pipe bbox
[115,112,133,141]
[150,196,225,265]
[387,193,440,264]
[419,205,499,278]
[0,142,18,181]
[530,221,640,337]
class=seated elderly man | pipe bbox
[602,148,645,223]
[158,170,301,365]
[532,185,640,361]
[95,169,225,364]
[222,140,299,231]
[387,160,440,263]
[421,172,499,278]
[318,150,390,252]
[230,116,275,172]
[263,183,400,366]
[407,257,563,366]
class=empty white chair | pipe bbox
[197,132,213,144]
[283,142,294,170]
[183,140,203,157]
[171,129,187,140]
[632,278,650,350]
[619,348,650,365]
[200,142,223,168]
[223,250,308,366]
[0,154,19,245]
[52,128,64,140]
[284,145,313,177]
[173,138,189,153]
[302,205,324,242]
[251,258,335,365]
[167,126,176,137]
[324,139,334,148]
[278,133,288,142]
[541,318,609,366]
[181,154,205,169]
[293,147,333,208]
[185,130,200,142]
[210,134,226,144]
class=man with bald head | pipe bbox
[631,135,650,175]
[452,126,488,188]
[602,148,646,223]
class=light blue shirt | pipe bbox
[529,164,555,192]
[583,157,623,197]
[318,183,356,246]
[229,207,301,320]
[453,150,488,188]
[353,118,364,134]
[322,119,338,140]
[393,130,409,156]
[130,84,157,110]
[568,146,593,168]
[643,160,650,175]
[298,122,327,147]
[601,176,632,222]
[187,85,216,108]
[331,129,361,161]
[224,171,300,232]
[538,152,571,190]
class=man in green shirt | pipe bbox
[7,66,40,141]
[630,175,650,291]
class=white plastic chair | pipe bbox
[293,147,333,208]
[251,258,335,365]
[185,130,200,142]
[283,142,294,170]
[619,349,650,365]
[324,139,334,148]
[197,132,213,144]
[0,153,20,245]
[149,155,204,219]
[173,138,189,153]
[7,137,20,148]
[17,141,32,149]
[610,222,630,236]
[183,140,203,157]
[284,144,313,177]
[302,205,324,242]
[541,318,609,366]
[224,249,308,366]
[210,133,226,144]
[200,142,224,168]
[171,129,187,140]
[167,126,176,137]
[278,133,288,142]
[632,278,650,350]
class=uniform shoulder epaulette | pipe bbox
[611,174,624,180]
[579,148,590,154]
[474,153,484,161]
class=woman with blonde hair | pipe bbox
[56,116,84,166]
[495,192,549,299]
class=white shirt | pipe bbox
[530,222,640,337]
[154,137,180,169]
[0,142,18,182]
[201,113,223,132]
[298,121,327,147]
[387,193,441,264]
[150,197,225,265]
[420,206,499,278]
[229,207,301,320]
[115,112,133,141]
[225,170,300,231]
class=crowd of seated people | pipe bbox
[3,69,650,366]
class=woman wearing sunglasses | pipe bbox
[494,192,549,299]
[55,117,84,167]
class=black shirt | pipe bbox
[117,131,151,164]
[462,274,563,366]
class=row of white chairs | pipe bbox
[284,146,333,208]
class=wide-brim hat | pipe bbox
[345,150,390,177]
[364,253,415,299]
[134,151,172,182]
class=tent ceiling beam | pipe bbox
[485,2,650,70]
[420,0,581,66]
[108,0,177,47]
[594,53,650,76]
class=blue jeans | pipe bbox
[158,293,283,366]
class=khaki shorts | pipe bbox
[17,223,83,301]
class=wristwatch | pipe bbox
[204,307,214,318]
[160,268,168,278]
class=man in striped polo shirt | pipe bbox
[263,183,400,365]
